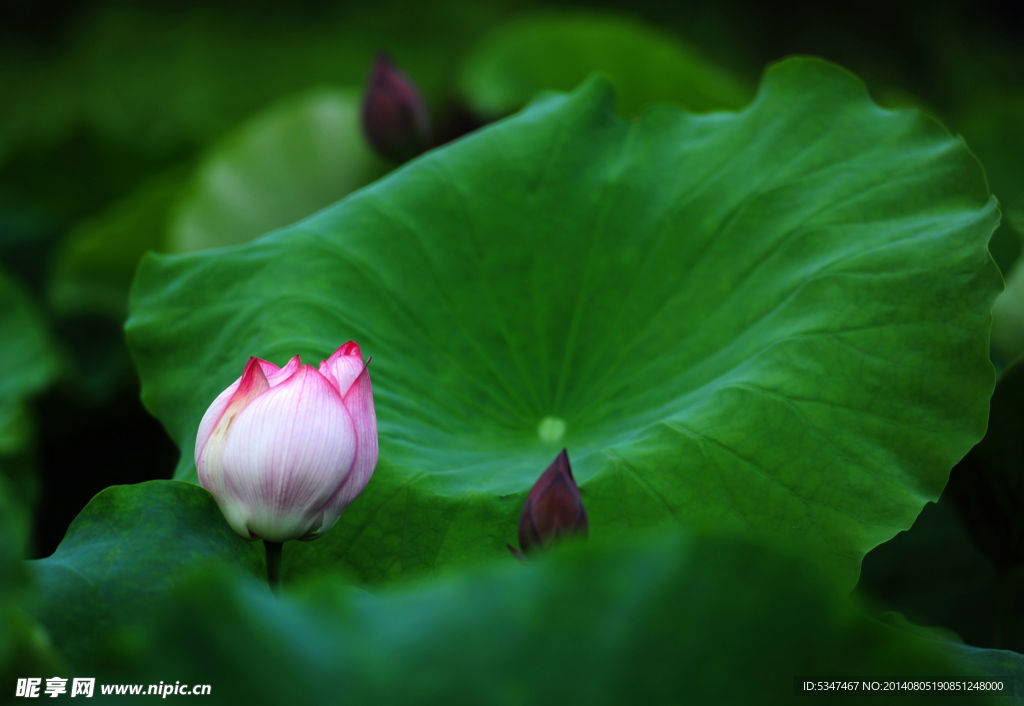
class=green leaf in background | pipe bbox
[127,58,999,587]
[0,267,60,457]
[86,532,1023,705]
[166,89,384,253]
[0,3,504,162]
[992,253,1024,371]
[956,93,1024,370]
[47,89,383,321]
[458,11,752,117]
[48,170,186,319]
[960,96,1024,233]
[29,480,262,663]
[934,39,1024,237]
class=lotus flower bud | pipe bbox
[517,449,588,554]
[361,52,431,162]
[195,342,378,542]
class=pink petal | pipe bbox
[195,357,271,493]
[195,382,241,467]
[323,364,378,522]
[220,364,357,541]
[195,356,292,463]
[318,341,365,396]
[260,355,301,387]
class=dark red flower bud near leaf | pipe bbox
[517,449,588,554]
[361,52,431,163]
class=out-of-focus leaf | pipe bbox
[0,473,62,682]
[956,95,1024,370]
[48,88,385,317]
[992,248,1024,371]
[48,169,186,319]
[88,532,1022,705]
[0,472,29,675]
[166,89,384,253]
[931,38,1024,278]
[0,268,60,456]
[458,12,751,117]
[0,3,504,162]
[128,60,999,588]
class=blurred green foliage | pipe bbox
[458,12,752,117]
[0,268,60,458]
[49,169,185,318]
[36,526,1024,705]
[165,89,384,253]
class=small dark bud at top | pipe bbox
[361,52,431,163]
[517,448,588,554]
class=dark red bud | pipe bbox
[361,52,431,163]
[517,449,588,554]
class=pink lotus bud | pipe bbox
[517,449,588,554]
[361,52,431,162]
[194,342,378,542]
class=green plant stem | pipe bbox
[265,540,283,593]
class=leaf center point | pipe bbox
[537,416,567,444]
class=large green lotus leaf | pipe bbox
[29,481,262,663]
[166,89,384,252]
[83,532,1022,705]
[0,267,60,457]
[127,58,1000,586]
[458,12,751,117]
